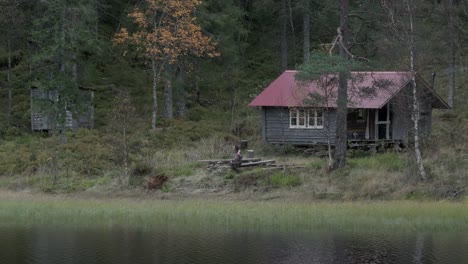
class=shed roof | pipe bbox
[249,70,449,109]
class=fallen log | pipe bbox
[199,158,261,164]
[239,160,275,167]
[215,161,309,171]
[267,164,306,169]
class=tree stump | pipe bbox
[145,174,168,190]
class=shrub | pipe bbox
[58,130,113,176]
[187,106,205,121]
[131,162,153,177]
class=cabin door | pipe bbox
[375,104,391,140]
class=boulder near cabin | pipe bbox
[249,71,449,146]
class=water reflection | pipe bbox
[0,227,466,264]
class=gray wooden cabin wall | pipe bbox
[31,88,94,131]
[390,87,433,140]
[31,88,58,131]
[390,99,410,140]
[262,104,432,146]
[262,107,336,145]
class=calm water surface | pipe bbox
[0,226,467,264]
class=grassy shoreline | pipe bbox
[1,191,467,233]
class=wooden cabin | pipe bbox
[249,71,449,145]
[31,87,95,131]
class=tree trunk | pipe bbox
[152,58,158,129]
[287,0,296,66]
[448,0,455,109]
[7,38,12,127]
[411,75,426,180]
[175,66,186,118]
[230,84,237,135]
[280,0,288,71]
[332,0,350,170]
[70,9,78,86]
[303,0,310,63]
[326,109,333,170]
[89,91,94,129]
[339,0,350,57]
[123,117,129,187]
[333,74,348,169]
[465,62,468,105]
[407,0,427,180]
[72,51,78,84]
[164,72,173,120]
[60,7,67,141]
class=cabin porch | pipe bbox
[346,104,396,141]
[346,103,408,151]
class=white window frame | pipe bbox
[289,108,324,129]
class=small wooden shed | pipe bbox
[31,87,95,131]
[249,71,449,145]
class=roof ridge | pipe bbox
[285,70,410,74]
[351,71,410,74]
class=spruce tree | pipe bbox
[31,0,100,133]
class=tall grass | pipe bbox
[0,194,467,233]
[143,136,233,169]
[268,172,301,187]
[0,111,467,200]
[348,153,406,172]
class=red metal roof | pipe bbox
[249,71,429,109]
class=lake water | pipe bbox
[0,226,467,264]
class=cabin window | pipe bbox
[290,108,324,129]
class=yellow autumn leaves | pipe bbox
[114,0,219,63]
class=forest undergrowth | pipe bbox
[0,107,466,202]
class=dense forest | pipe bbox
[0,0,467,197]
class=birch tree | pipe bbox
[408,1,426,179]
[114,0,219,129]
[108,89,136,187]
[381,0,427,179]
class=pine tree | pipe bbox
[332,0,350,170]
[0,0,26,128]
